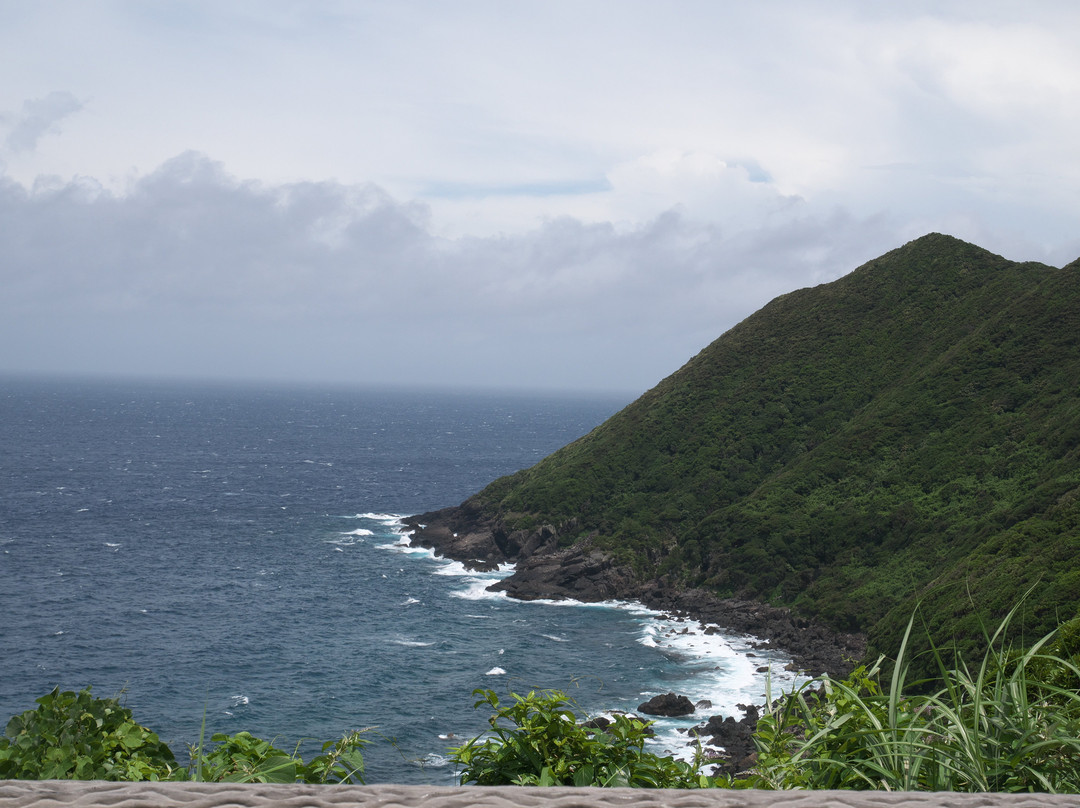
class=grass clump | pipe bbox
[746,605,1080,792]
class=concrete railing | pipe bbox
[2,781,1078,807]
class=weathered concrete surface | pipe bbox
[2,781,1078,808]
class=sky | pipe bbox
[2,1,1079,394]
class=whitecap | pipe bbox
[390,638,435,647]
[415,753,450,768]
[450,578,508,602]
[230,695,249,707]
[334,547,344,552]
[431,559,473,577]
[403,597,420,605]
[351,512,403,524]
[485,667,507,676]
[341,528,374,537]
[541,634,569,643]
[433,558,508,578]
[376,538,433,557]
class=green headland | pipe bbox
[407,232,1080,672]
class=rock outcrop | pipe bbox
[690,705,761,777]
[638,693,696,717]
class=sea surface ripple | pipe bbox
[0,378,802,782]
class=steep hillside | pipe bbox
[407,234,1080,666]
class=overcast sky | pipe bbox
[2,1,1078,394]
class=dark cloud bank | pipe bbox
[2,152,901,392]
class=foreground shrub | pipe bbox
[747,606,1080,792]
[0,686,367,784]
[189,729,368,784]
[450,688,712,787]
[0,687,178,781]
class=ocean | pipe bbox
[0,377,803,783]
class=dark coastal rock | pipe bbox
[488,545,635,602]
[402,507,866,678]
[403,503,510,569]
[637,693,695,717]
[690,706,762,777]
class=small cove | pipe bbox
[0,377,803,782]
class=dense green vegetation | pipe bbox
[467,234,1080,666]
[0,688,367,784]
[0,687,179,781]
[451,689,710,787]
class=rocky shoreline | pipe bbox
[403,504,867,775]
[402,505,866,677]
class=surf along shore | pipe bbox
[403,506,866,773]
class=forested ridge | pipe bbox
[414,233,1080,665]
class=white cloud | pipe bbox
[1,2,1078,390]
[2,91,83,153]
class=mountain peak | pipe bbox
[408,235,1080,674]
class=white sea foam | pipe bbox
[428,556,515,602]
[625,613,810,763]
[341,528,374,537]
[541,634,569,643]
[403,597,421,605]
[449,577,509,602]
[390,638,435,647]
[415,753,450,768]
[349,512,404,524]
[485,667,507,676]
[432,558,509,578]
[431,559,474,577]
[377,539,435,558]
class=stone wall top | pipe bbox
[2,781,1079,808]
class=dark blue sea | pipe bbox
[0,377,802,783]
